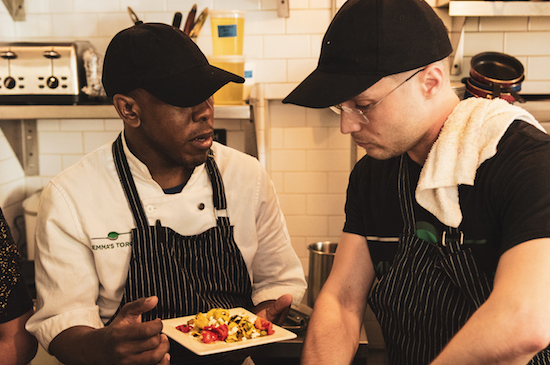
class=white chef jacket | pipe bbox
[26,136,306,351]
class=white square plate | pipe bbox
[162,307,297,356]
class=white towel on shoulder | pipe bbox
[416,97,545,228]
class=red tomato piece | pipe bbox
[176,324,192,333]
[254,317,275,335]
[204,324,229,342]
[201,329,218,343]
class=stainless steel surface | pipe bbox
[307,241,338,307]
[0,119,38,175]
[2,0,24,21]
[0,104,251,120]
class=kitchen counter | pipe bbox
[0,103,252,120]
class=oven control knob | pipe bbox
[47,76,59,89]
[4,76,16,89]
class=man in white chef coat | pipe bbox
[283,0,550,364]
[27,22,306,365]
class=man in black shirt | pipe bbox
[283,0,550,364]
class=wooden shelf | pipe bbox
[449,1,550,16]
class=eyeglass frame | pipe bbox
[329,67,427,124]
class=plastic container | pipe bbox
[210,10,246,55]
[243,59,255,101]
[307,242,338,307]
[208,55,245,105]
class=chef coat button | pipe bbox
[146,205,155,212]
[198,203,205,210]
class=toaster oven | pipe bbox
[0,41,103,105]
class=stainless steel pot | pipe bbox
[307,241,337,307]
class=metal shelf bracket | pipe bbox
[2,0,25,21]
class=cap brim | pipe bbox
[145,64,244,108]
[282,68,385,108]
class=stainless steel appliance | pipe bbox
[0,41,99,104]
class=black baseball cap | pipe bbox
[102,22,244,107]
[283,0,452,108]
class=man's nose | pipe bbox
[340,113,362,134]
[192,97,214,123]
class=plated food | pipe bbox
[162,307,297,355]
[176,308,274,344]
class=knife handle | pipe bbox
[183,5,197,35]
[173,12,183,28]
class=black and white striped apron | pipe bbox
[368,155,550,364]
[110,134,253,364]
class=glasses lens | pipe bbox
[330,105,369,124]
[329,105,342,115]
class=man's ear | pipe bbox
[113,94,141,127]
[421,63,445,99]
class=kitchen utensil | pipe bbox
[127,6,141,25]
[466,78,516,103]
[172,12,183,29]
[470,52,524,86]
[467,75,525,102]
[183,4,197,35]
[282,307,309,333]
[189,7,208,38]
[467,74,523,93]
[307,241,337,307]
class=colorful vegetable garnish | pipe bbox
[175,308,275,344]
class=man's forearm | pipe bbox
[301,298,362,364]
[430,305,540,365]
[49,326,110,365]
[432,239,550,365]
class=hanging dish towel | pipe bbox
[416,97,545,228]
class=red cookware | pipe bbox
[469,52,525,103]
[466,78,516,103]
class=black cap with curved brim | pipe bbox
[102,22,244,108]
[282,0,453,108]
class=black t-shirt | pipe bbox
[344,121,550,280]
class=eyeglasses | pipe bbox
[329,67,427,124]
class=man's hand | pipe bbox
[50,296,170,365]
[104,296,170,365]
[252,294,293,325]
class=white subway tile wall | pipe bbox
[1,0,550,274]
[268,101,347,271]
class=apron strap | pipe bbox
[113,135,227,217]
[398,155,416,235]
[205,152,227,211]
[112,134,149,231]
